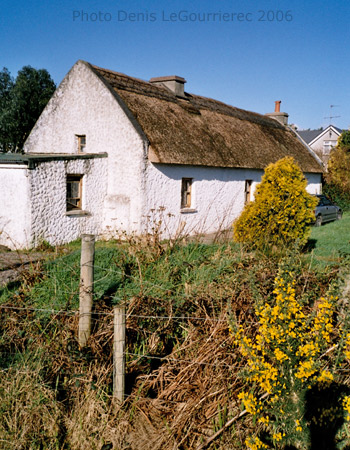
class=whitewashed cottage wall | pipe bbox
[28,158,107,246]
[0,165,31,248]
[305,173,322,195]
[144,164,322,237]
[24,61,148,241]
[144,163,263,236]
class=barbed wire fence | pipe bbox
[0,234,256,448]
[0,235,238,347]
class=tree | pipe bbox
[0,68,14,152]
[337,130,350,151]
[233,157,318,250]
[323,130,350,210]
[0,66,56,153]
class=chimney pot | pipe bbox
[265,100,288,126]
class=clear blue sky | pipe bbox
[1,0,349,130]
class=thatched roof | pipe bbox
[89,62,322,173]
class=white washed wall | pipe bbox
[0,165,31,249]
[24,60,146,238]
[20,60,323,243]
[144,164,323,237]
[28,158,107,246]
[305,173,322,194]
[144,163,263,236]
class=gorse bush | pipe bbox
[231,260,350,449]
[233,157,318,250]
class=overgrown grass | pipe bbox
[0,220,349,449]
[1,242,245,312]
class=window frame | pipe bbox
[66,174,83,212]
[244,179,253,204]
[181,178,193,209]
[76,135,86,153]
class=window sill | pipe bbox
[65,210,91,217]
[180,208,198,214]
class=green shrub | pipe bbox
[233,157,318,250]
[337,130,350,151]
[323,182,350,211]
[324,138,350,211]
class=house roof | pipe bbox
[88,62,323,173]
[297,125,343,145]
[297,130,323,145]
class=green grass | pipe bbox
[0,241,244,312]
[1,223,349,449]
[1,212,349,309]
[306,211,350,267]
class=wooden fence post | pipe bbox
[113,305,126,403]
[78,234,95,347]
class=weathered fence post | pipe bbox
[113,305,126,403]
[78,234,95,347]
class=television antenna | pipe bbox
[324,104,340,125]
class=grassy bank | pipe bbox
[0,218,349,449]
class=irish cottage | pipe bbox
[0,61,323,249]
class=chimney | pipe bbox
[149,75,186,98]
[265,100,289,126]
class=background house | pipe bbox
[0,61,323,249]
[297,125,342,166]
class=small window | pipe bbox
[245,180,253,204]
[323,140,336,155]
[77,135,86,153]
[67,175,83,211]
[181,178,192,209]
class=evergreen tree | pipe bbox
[0,65,56,152]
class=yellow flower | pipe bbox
[343,396,350,420]
[246,436,269,450]
[274,348,288,362]
[318,370,333,384]
[272,432,283,442]
[295,419,302,432]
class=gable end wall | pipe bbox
[24,61,147,238]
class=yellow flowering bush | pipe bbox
[233,157,318,250]
[230,260,350,449]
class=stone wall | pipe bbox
[29,157,107,246]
